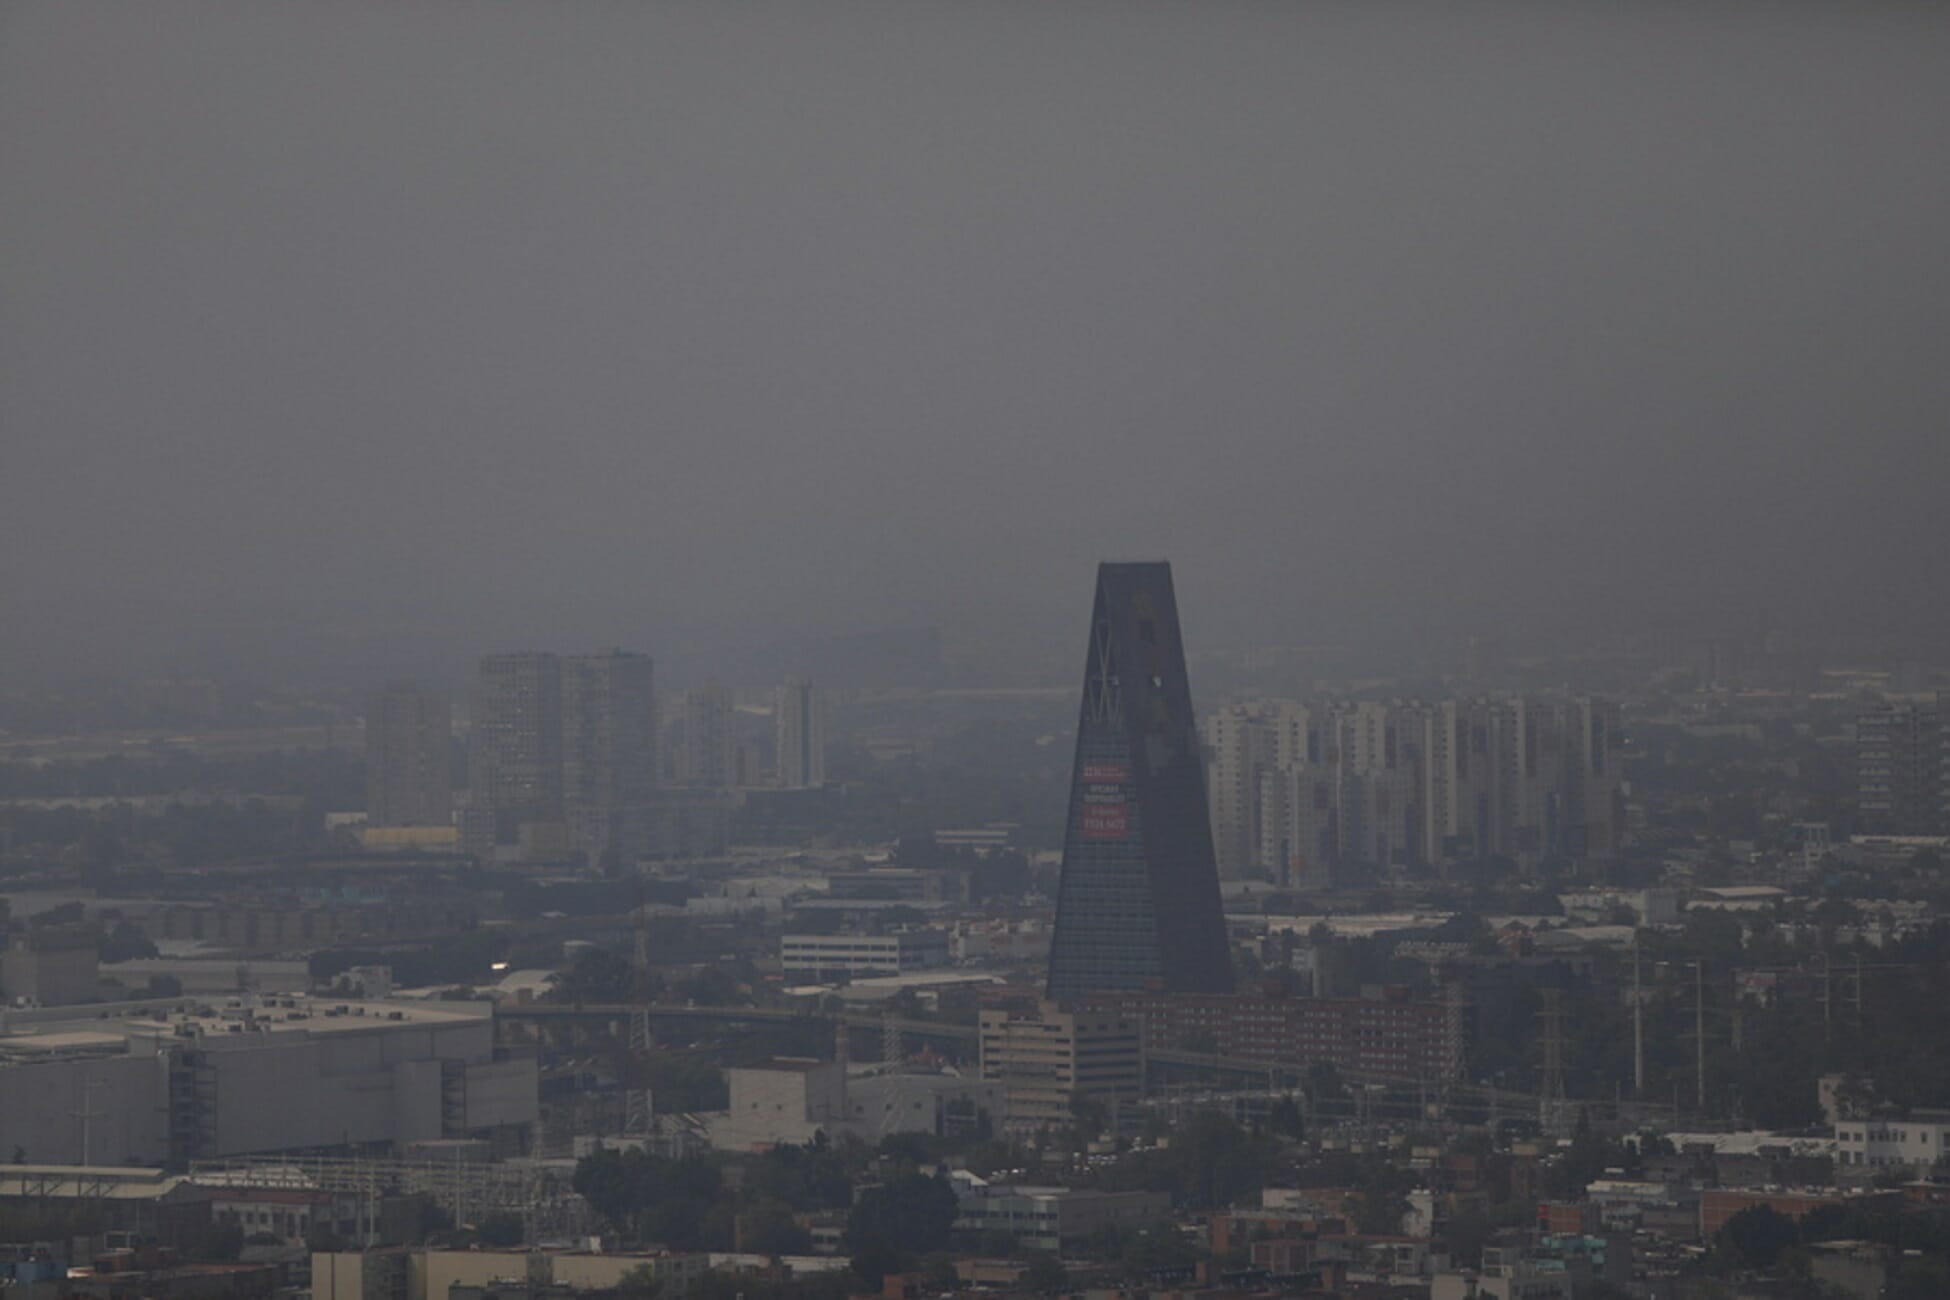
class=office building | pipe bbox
[954,1184,1170,1253]
[1074,987,1456,1082]
[1856,699,1943,835]
[1202,695,1624,881]
[0,925,99,1006]
[1834,1111,1950,1172]
[978,1003,1143,1132]
[680,682,735,787]
[1046,562,1233,1000]
[774,679,826,789]
[466,650,659,863]
[364,681,452,829]
[466,653,564,856]
[780,929,951,980]
[562,650,658,862]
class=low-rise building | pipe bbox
[1073,987,1453,1081]
[953,1180,1168,1252]
[779,930,950,980]
[977,1003,1142,1133]
[313,1248,711,1300]
[1835,1111,1950,1173]
[0,997,536,1165]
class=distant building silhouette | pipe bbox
[562,650,658,863]
[1857,697,1943,835]
[682,681,736,787]
[364,681,451,829]
[1046,562,1232,1000]
[1212,694,1624,882]
[465,650,658,862]
[775,678,825,789]
[465,652,564,856]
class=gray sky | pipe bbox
[6,1,1949,681]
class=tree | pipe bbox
[1890,1255,1950,1300]
[1266,1095,1304,1141]
[1307,1060,1345,1102]
[616,1264,664,1298]
[477,1211,524,1247]
[187,1220,244,1262]
[550,948,637,1004]
[846,1173,959,1285]
[737,1198,811,1256]
[100,920,158,963]
[1716,1205,1798,1272]
[1020,1253,1068,1293]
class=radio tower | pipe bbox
[626,883,654,1134]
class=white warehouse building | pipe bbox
[780,929,950,980]
[0,997,535,1166]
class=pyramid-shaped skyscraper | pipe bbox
[1046,562,1234,1000]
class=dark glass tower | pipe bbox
[1047,562,1234,1000]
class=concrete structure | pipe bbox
[100,958,309,998]
[561,650,658,864]
[680,682,735,788]
[774,679,826,789]
[839,1070,1004,1143]
[1431,1245,1572,1300]
[1204,695,1626,881]
[2,926,100,1006]
[313,1248,710,1300]
[953,1180,1169,1252]
[977,1003,1142,1132]
[705,1056,1002,1151]
[1834,1111,1950,1172]
[712,1057,851,1150]
[779,929,950,980]
[365,682,452,830]
[467,653,565,857]
[0,997,535,1165]
[1076,987,1455,1082]
[1856,699,1943,835]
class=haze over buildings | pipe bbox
[7,3,1950,684]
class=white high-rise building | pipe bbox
[775,679,826,789]
[1204,704,1274,878]
[1203,694,1624,883]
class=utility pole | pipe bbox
[1694,960,1706,1115]
[1821,951,1832,1044]
[627,881,654,1134]
[71,1078,105,1166]
[1632,942,1645,1098]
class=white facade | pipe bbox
[1835,1115,1950,1171]
[780,930,949,979]
[0,998,536,1165]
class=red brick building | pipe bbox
[1699,1189,1844,1239]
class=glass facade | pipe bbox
[1047,562,1233,1000]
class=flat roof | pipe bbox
[0,997,490,1053]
